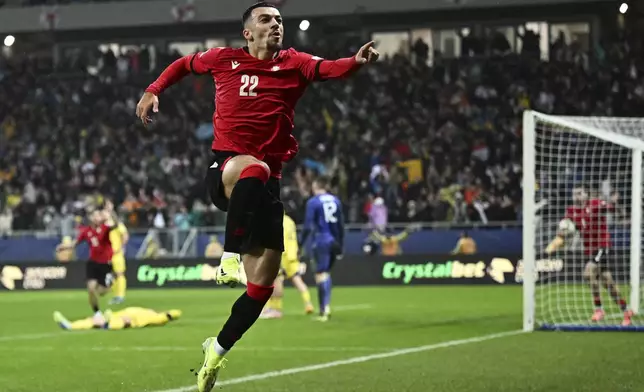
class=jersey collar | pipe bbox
[242,46,282,61]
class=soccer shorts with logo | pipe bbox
[205,151,284,252]
[280,255,300,279]
[111,254,126,274]
[591,248,613,272]
[86,261,113,288]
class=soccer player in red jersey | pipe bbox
[57,208,116,320]
[546,186,633,326]
[136,3,378,390]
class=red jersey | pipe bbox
[565,198,614,255]
[77,224,114,263]
[146,47,361,176]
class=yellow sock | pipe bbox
[113,275,126,298]
[266,298,276,309]
[273,297,283,311]
[71,318,97,330]
[111,278,119,295]
[301,290,311,305]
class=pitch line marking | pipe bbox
[151,330,526,392]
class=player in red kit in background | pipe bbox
[136,2,378,391]
[546,186,633,326]
[57,208,116,321]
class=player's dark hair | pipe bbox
[242,2,277,27]
[313,176,330,190]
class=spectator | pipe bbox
[451,231,477,255]
[205,236,224,259]
[368,196,388,232]
[0,207,12,236]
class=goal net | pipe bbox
[522,110,644,331]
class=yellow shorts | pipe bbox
[111,254,126,274]
[280,256,300,279]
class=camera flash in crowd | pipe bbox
[4,35,15,47]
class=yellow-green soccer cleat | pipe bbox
[216,253,243,287]
[53,311,71,330]
[197,337,228,392]
[315,307,332,322]
[315,314,330,322]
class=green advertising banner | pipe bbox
[134,262,220,287]
[0,252,607,290]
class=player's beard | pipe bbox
[266,36,283,51]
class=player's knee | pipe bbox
[221,155,270,195]
[315,272,330,284]
[583,262,598,280]
[87,280,98,291]
[601,271,614,284]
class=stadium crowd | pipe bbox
[0,30,643,233]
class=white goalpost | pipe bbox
[523,110,644,331]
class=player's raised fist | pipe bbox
[355,41,380,64]
[135,92,159,125]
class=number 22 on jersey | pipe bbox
[239,74,259,97]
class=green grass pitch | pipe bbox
[1,286,643,392]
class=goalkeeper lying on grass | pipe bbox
[53,307,181,330]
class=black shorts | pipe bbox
[205,151,284,252]
[86,261,113,287]
[590,248,612,271]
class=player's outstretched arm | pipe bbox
[136,49,220,124]
[56,239,78,253]
[136,56,193,124]
[545,235,564,255]
[319,41,379,80]
[300,41,380,81]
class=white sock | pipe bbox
[214,338,229,356]
[221,251,239,261]
[94,311,102,317]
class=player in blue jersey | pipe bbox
[299,177,344,322]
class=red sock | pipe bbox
[216,285,275,351]
[239,164,270,183]
[247,282,274,302]
[593,296,602,309]
[609,288,628,311]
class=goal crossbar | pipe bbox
[533,112,644,152]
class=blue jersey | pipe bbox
[304,193,344,248]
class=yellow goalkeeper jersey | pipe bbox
[283,214,298,262]
[110,222,128,255]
